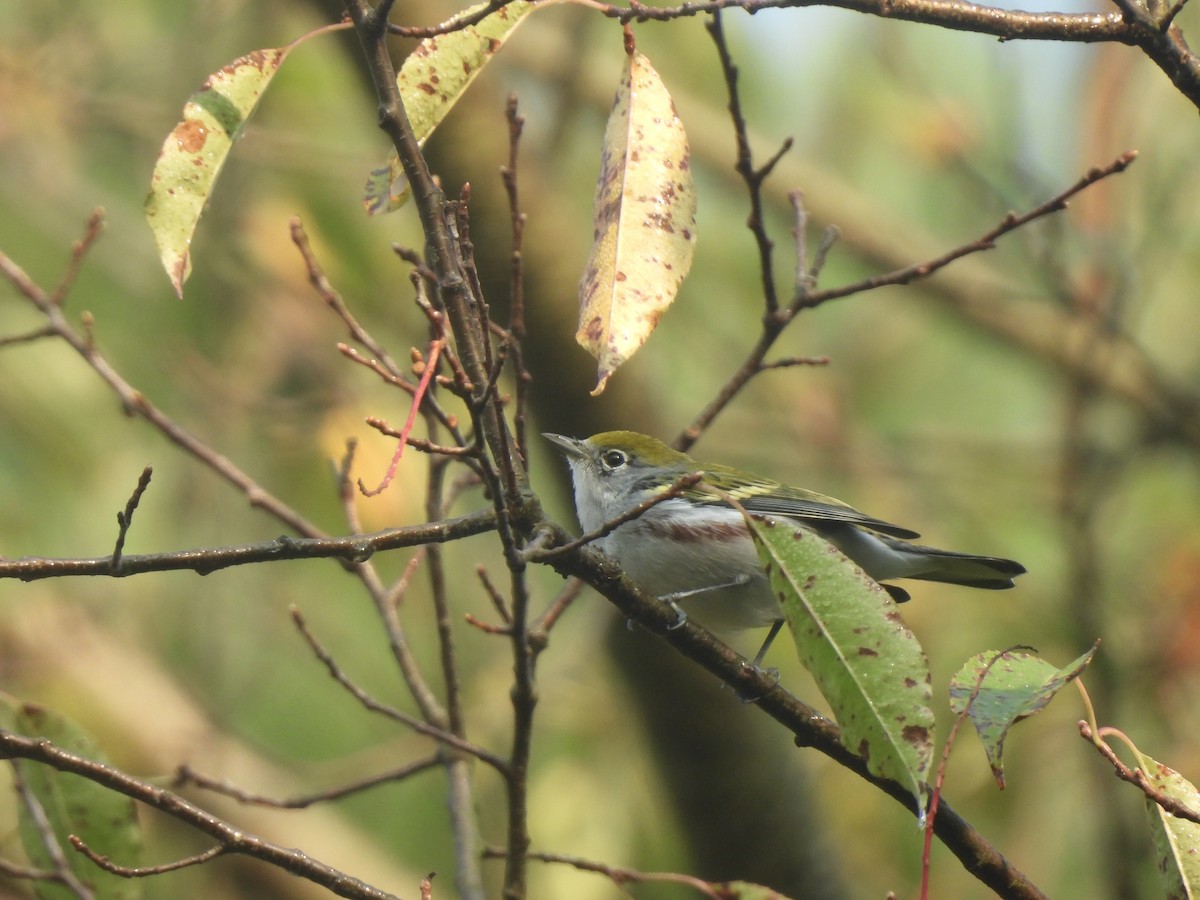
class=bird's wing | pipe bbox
[694,465,922,540]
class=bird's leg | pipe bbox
[655,574,753,631]
[751,618,785,668]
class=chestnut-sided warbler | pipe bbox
[545,431,1025,660]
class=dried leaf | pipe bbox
[145,46,292,297]
[577,48,697,395]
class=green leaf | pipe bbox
[363,0,534,215]
[949,643,1097,788]
[745,515,934,810]
[145,45,293,297]
[0,698,142,899]
[1133,749,1200,900]
[576,47,697,396]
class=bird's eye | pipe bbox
[601,449,628,470]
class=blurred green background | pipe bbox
[3,0,1200,898]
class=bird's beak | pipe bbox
[542,433,586,459]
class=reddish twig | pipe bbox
[359,339,444,496]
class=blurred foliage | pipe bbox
[2,0,1200,898]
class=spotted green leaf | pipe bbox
[949,643,1097,788]
[744,515,934,811]
[576,47,697,395]
[1134,749,1200,900]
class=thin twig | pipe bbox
[71,840,227,877]
[523,472,705,562]
[11,761,94,899]
[289,608,508,773]
[707,12,786,316]
[386,0,506,37]
[174,757,441,808]
[531,578,587,635]
[0,324,57,348]
[1078,722,1200,825]
[678,150,1138,448]
[0,857,58,880]
[0,239,327,539]
[922,646,1033,898]
[477,565,513,624]
[500,93,532,465]
[51,208,105,306]
[484,845,725,898]
[792,150,1139,312]
[110,466,153,571]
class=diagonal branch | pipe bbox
[537,523,1048,900]
[0,732,401,900]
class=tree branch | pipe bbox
[0,509,497,581]
[0,733,402,900]
[537,525,1048,900]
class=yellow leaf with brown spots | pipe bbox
[363,1,533,215]
[576,47,697,395]
[145,46,292,298]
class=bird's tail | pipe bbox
[879,535,1026,590]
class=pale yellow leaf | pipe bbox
[576,49,697,395]
[363,0,533,215]
[145,46,291,297]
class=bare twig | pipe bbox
[477,565,513,624]
[792,150,1139,312]
[0,324,57,348]
[0,232,326,539]
[289,608,508,773]
[110,466,153,570]
[678,150,1138,448]
[707,12,788,316]
[0,509,497,581]
[386,0,506,37]
[51,208,105,306]
[0,857,58,881]
[531,578,587,635]
[1078,722,1200,825]
[500,94,532,465]
[11,761,94,899]
[175,757,441,809]
[485,845,726,897]
[71,840,227,877]
[523,472,705,562]
[922,646,1035,899]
